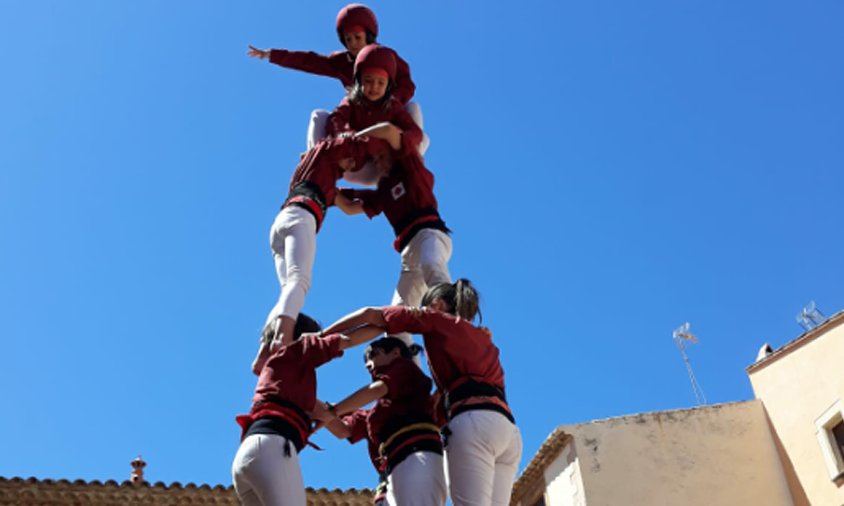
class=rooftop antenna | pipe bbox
[672,322,707,406]
[796,301,825,331]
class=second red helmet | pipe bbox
[353,44,397,82]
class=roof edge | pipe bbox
[746,309,844,374]
[0,476,372,495]
[511,427,572,505]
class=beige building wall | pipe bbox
[748,313,844,505]
[547,401,792,506]
[543,443,585,506]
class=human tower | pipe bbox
[231,5,522,506]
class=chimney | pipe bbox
[130,456,147,486]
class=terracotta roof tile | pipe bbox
[0,476,373,506]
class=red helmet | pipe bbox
[336,4,378,45]
[354,44,396,82]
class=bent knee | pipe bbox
[310,109,329,121]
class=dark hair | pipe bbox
[364,336,423,361]
[294,313,322,341]
[420,279,482,323]
[366,30,377,44]
[260,313,321,345]
[348,74,394,111]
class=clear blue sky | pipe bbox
[1,0,842,491]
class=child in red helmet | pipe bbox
[314,336,447,506]
[248,4,429,174]
[249,4,414,104]
[253,135,390,374]
[325,44,425,183]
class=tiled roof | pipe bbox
[0,476,373,506]
[510,427,572,506]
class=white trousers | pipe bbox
[265,206,316,326]
[306,109,330,151]
[403,101,430,155]
[445,410,523,506]
[386,451,447,506]
[391,228,452,308]
[306,102,430,187]
[390,228,452,358]
[232,434,306,506]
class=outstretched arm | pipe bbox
[247,45,271,59]
[334,381,389,417]
[313,382,388,426]
[322,307,388,336]
[338,324,386,350]
[248,46,344,79]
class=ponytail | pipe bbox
[421,278,482,323]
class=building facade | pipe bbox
[513,310,844,506]
[748,310,844,505]
[511,401,793,506]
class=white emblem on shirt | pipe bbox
[391,182,406,200]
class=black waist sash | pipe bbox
[445,380,515,424]
[284,181,327,230]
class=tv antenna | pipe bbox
[672,322,707,406]
[796,301,825,331]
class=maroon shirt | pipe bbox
[339,154,445,251]
[351,154,437,220]
[368,358,435,439]
[327,96,423,157]
[381,306,506,394]
[289,135,381,207]
[252,334,345,414]
[345,358,436,470]
[344,409,382,472]
[269,48,416,105]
